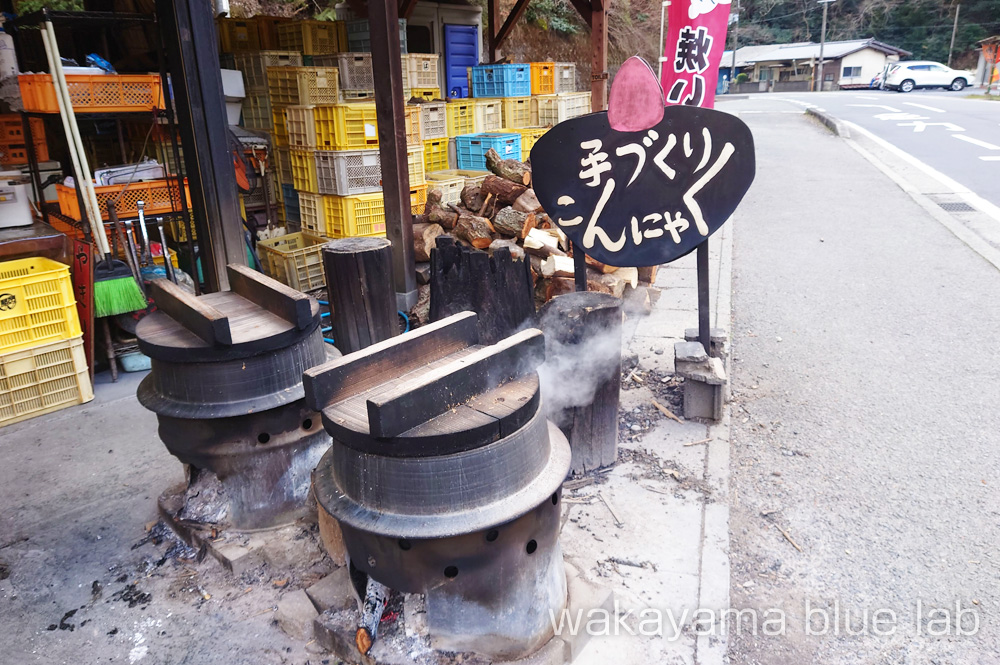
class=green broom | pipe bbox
[93,200,147,318]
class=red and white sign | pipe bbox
[660,0,732,109]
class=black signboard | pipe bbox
[530,104,756,267]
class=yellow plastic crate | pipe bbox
[405,104,422,146]
[285,105,318,148]
[0,335,93,427]
[530,62,555,94]
[423,137,449,173]
[446,100,475,137]
[315,103,379,150]
[473,99,502,133]
[501,97,532,129]
[427,169,489,189]
[276,20,342,55]
[267,67,340,106]
[298,191,326,234]
[409,87,441,102]
[407,144,425,186]
[276,147,292,184]
[410,183,428,215]
[223,50,302,91]
[424,173,463,205]
[507,126,548,161]
[258,232,328,292]
[0,258,81,354]
[271,107,289,146]
[217,18,261,53]
[322,192,387,238]
[290,148,319,192]
[531,92,592,126]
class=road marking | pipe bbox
[854,95,879,100]
[842,120,1000,225]
[903,102,946,113]
[981,156,1000,161]
[897,121,965,132]
[953,135,1000,150]
[874,112,928,121]
[848,104,901,112]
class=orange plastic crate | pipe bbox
[531,62,556,95]
[0,115,44,144]
[1,142,49,165]
[19,73,164,114]
[56,179,190,221]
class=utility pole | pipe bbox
[948,3,961,67]
[658,1,669,80]
[815,0,835,92]
[730,0,740,84]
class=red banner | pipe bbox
[660,0,733,109]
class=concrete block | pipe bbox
[276,589,319,640]
[675,356,727,385]
[684,380,724,421]
[315,609,371,665]
[562,563,614,662]
[684,327,728,358]
[674,341,707,363]
[209,541,265,576]
[305,566,356,613]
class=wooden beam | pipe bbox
[568,0,592,27]
[487,0,499,61]
[149,278,232,346]
[226,263,312,330]
[303,312,480,411]
[591,0,608,112]
[495,0,531,50]
[398,0,418,20]
[368,0,417,308]
[367,328,545,438]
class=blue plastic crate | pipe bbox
[471,64,530,98]
[282,184,301,224]
[345,18,407,54]
[455,133,522,171]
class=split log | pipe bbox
[541,255,576,278]
[481,174,527,207]
[485,148,531,186]
[460,183,485,212]
[513,188,542,213]
[523,227,567,258]
[453,214,494,249]
[521,211,538,238]
[586,271,629,298]
[425,189,458,229]
[534,276,575,304]
[413,222,445,262]
[585,255,620,274]
[493,207,530,237]
[489,237,525,261]
[638,265,658,285]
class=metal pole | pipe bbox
[697,241,710,355]
[816,1,829,92]
[730,0,739,83]
[948,4,961,67]
[658,1,668,81]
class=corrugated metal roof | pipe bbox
[722,39,910,68]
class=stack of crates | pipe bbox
[0,115,47,166]
[276,20,345,56]
[223,51,302,131]
[345,18,407,54]
[0,257,92,427]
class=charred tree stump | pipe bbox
[323,237,398,355]
[430,236,534,345]
[538,292,623,475]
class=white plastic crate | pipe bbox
[285,105,318,148]
[424,173,464,205]
[473,99,502,133]
[314,52,374,90]
[417,101,446,140]
[314,149,382,196]
[531,92,591,126]
[405,53,439,89]
[222,51,303,91]
[554,62,577,92]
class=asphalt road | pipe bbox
[725,100,1000,664]
[759,90,999,208]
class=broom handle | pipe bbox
[40,22,110,257]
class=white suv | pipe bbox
[885,61,975,92]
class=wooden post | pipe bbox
[487,0,499,61]
[538,291,622,475]
[367,0,417,311]
[323,238,398,355]
[591,0,608,113]
[430,239,535,345]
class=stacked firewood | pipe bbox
[414,148,659,309]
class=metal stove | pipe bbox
[305,312,571,661]
[137,264,331,530]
